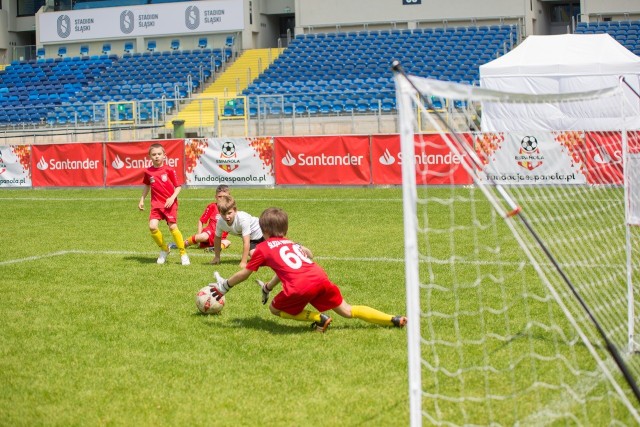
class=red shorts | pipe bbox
[272,278,344,315]
[149,203,179,223]
[198,227,215,248]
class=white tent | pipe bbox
[479,34,640,131]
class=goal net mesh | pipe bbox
[395,72,640,425]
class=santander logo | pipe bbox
[37,157,48,170]
[282,151,296,166]
[593,146,622,164]
[379,149,395,165]
[112,155,125,170]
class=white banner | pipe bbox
[185,137,275,187]
[628,153,640,226]
[0,145,32,188]
[38,0,243,43]
[478,131,586,185]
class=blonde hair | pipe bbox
[259,207,288,237]
[148,143,165,155]
[217,195,237,214]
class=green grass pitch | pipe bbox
[0,187,410,426]
[2,186,637,425]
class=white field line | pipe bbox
[0,249,408,266]
[0,197,403,202]
[0,249,537,267]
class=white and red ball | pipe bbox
[195,285,225,314]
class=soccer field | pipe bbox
[2,186,639,425]
[0,187,410,426]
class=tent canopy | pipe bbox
[480,33,640,77]
[479,34,640,131]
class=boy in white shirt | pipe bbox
[211,195,264,268]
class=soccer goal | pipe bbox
[394,65,640,425]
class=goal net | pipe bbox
[394,69,640,426]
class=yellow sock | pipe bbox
[150,229,167,251]
[351,305,394,326]
[170,228,187,255]
[278,310,321,323]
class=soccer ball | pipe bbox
[521,135,538,152]
[195,285,225,314]
[221,141,236,157]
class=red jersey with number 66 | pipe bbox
[247,238,330,295]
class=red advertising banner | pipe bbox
[274,136,371,185]
[581,131,624,185]
[372,134,473,185]
[105,139,185,186]
[31,143,103,187]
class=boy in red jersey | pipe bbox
[209,207,406,333]
[138,143,190,266]
[170,184,232,262]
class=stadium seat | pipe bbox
[102,43,111,54]
[36,48,45,59]
[198,38,208,49]
[124,42,134,53]
[171,39,180,50]
[57,47,67,57]
[147,41,157,52]
[79,45,89,57]
[225,35,235,47]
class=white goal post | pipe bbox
[394,66,640,426]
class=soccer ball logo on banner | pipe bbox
[218,141,240,173]
[517,136,543,171]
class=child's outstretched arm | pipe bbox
[210,269,252,299]
[256,275,281,305]
[211,235,222,264]
[239,235,251,268]
[139,185,150,210]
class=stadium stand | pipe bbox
[0,49,222,125]
[167,48,282,129]
[575,20,640,55]
[240,25,517,116]
[0,24,516,126]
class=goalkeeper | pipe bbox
[209,207,406,333]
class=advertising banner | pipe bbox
[185,137,275,186]
[477,131,587,184]
[106,139,184,186]
[580,131,624,185]
[371,134,472,185]
[275,136,371,185]
[38,0,243,43]
[0,145,31,188]
[31,143,103,187]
